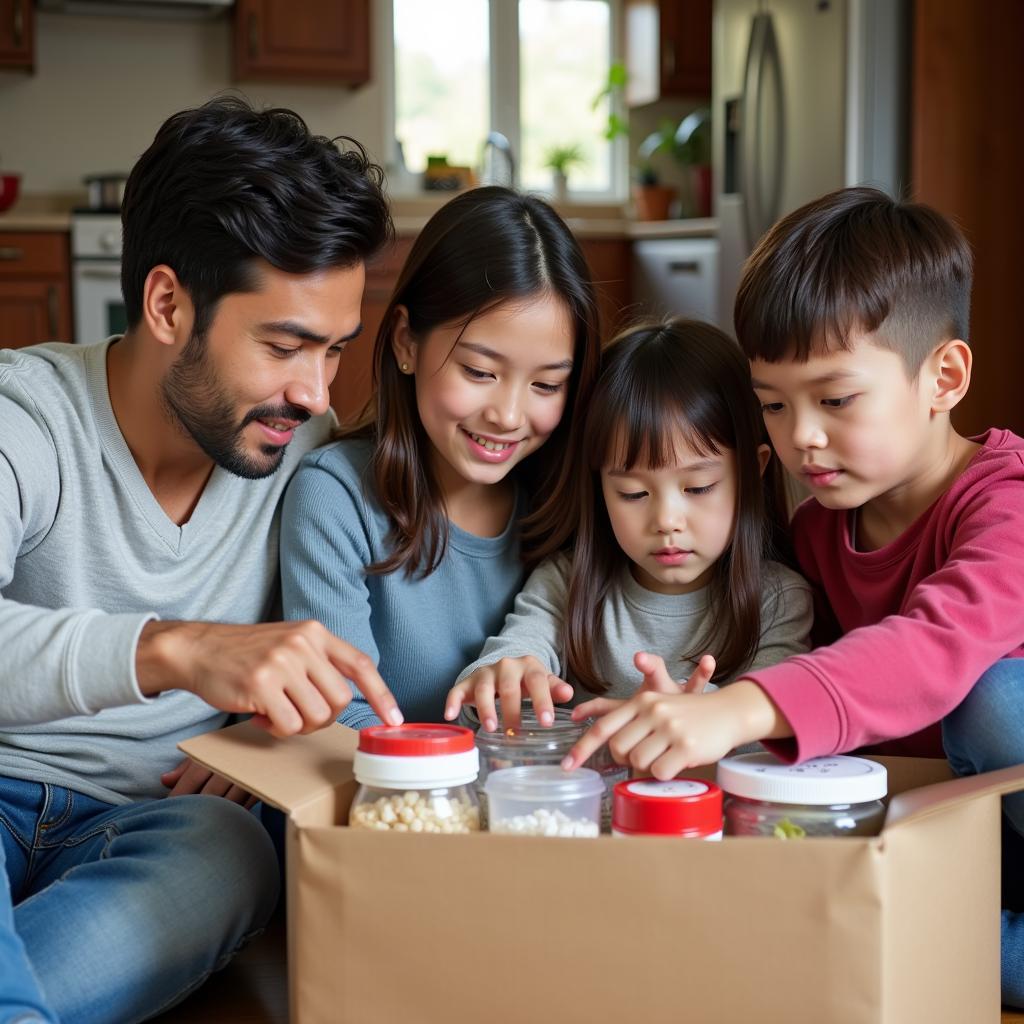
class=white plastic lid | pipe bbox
[353,746,479,789]
[484,765,604,801]
[717,753,887,805]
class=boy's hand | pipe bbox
[137,620,403,738]
[564,680,785,779]
[161,757,256,808]
[444,656,574,732]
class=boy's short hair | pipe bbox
[121,95,392,336]
[733,186,973,372]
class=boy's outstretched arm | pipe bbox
[564,656,791,777]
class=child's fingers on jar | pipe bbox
[625,732,672,774]
[474,672,500,732]
[496,670,525,732]
[443,679,472,721]
[524,668,557,726]
[563,701,638,770]
[549,676,574,704]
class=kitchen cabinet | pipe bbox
[626,0,711,105]
[234,0,370,85]
[0,0,33,72]
[327,234,634,422]
[0,232,73,348]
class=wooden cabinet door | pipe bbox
[234,0,370,84]
[660,0,711,98]
[581,238,634,341]
[626,0,710,105]
[0,280,72,348]
[0,0,33,71]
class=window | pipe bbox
[390,0,623,199]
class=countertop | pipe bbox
[1,195,717,241]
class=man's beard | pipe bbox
[160,328,310,480]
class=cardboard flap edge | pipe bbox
[884,761,1024,833]
[179,720,358,814]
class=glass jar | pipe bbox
[349,724,481,834]
[485,765,603,837]
[612,778,723,840]
[718,753,888,838]
[465,700,628,832]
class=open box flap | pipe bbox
[179,720,357,814]
[884,761,1024,833]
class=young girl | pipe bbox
[445,318,812,736]
[280,187,601,727]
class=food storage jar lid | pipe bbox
[612,778,723,836]
[483,765,604,801]
[354,724,479,788]
[358,724,475,757]
[717,753,888,805]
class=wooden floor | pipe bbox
[150,914,1024,1024]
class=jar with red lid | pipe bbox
[612,778,723,840]
[348,724,481,834]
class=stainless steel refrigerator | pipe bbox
[713,0,909,331]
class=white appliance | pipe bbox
[632,237,720,326]
[713,0,908,330]
[72,213,127,344]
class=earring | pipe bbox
[400,361,411,373]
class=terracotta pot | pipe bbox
[632,184,676,221]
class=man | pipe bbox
[0,97,401,1023]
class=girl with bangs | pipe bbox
[447,318,812,735]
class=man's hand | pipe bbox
[161,757,256,807]
[137,619,403,738]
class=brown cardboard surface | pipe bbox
[181,720,356,814]
[182,722,1023,1024]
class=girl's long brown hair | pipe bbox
[560,319,792,693]
[339,187,601,578]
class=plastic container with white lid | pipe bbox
[612,778,723,839]
[485,765,603,837]
[718,752,888,838]
[348,724,481,834]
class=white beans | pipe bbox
[490,807,600,838]
[349,791,481,834]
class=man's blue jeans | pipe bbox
[943,659,1024,1008]
[0,777,279,1024]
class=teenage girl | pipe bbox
[280,187,601,727]
[446,318,812,737]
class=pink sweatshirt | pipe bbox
[748,429,1024,762]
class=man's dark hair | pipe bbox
[734,186,973,372]
[121,95,393,334]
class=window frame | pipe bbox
[381,0,627,202]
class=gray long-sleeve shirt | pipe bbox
[457,555,813,700]
[0,340,331,804]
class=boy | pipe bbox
[566,187,1024,1003]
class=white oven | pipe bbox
[71,213,128,343]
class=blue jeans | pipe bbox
[943,658,1024,1007]
[0,777,280,1024]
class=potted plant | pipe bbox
[633,121,680,221]
[674,108,712,218]
[633,108,712,220]
[543,144,585,203]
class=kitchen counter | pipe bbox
[0,194,80,232]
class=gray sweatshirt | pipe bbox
[0,339,331,804]
[457,554,813,700]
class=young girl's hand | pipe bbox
[564,680,776,779]
[444,656,574,732]
[635,651,717,695]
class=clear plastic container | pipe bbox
[718,753,888,838]
[484,765,603,838]
[612,778,723,840]
[349,724,481,834]
[464,700,628,831]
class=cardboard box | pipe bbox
[182,721,1024,1023]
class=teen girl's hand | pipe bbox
[136,619,404,739]
[634,651,717,696]
[564,677,782,779]
[161,758,256,808]
[444,656,575,732]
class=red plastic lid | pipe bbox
[357,723,475,757]
[613,777,723,836]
